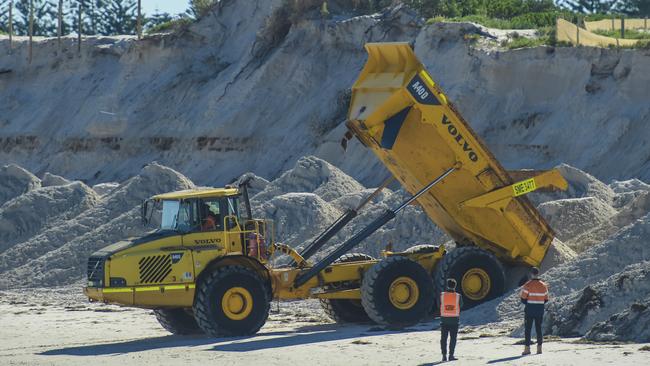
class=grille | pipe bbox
[87,257,105,285]
[139,255,172,283]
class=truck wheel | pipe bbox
[193,265,270,337]
[434,246,505,310]
[404,244,441,315]
[154,308,203,335]
[320,253,374,323]
[361,256,434,327]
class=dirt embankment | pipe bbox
[1,1,649,187]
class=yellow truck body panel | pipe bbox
[347,42,567,267]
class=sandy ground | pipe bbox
[1,287,649,366]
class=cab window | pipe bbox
[175,200,196,232]
[226,197,240,219]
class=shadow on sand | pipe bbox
[487,355,526,363]
[210,323,429,352]
[40,323,432,356]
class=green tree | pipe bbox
[397,0,556,18]
[186,0,215,19]
[70,0,97,35]
[487,0,556,18]
[145,10,172,31]
[615,0,650,16]
[12,0,58,36]
[95,0,136,35]
[0,1,11,34]
[559,0,618,13]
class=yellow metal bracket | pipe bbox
[272,243,309,268]
[314,288,361,300]
[460,169,568,211]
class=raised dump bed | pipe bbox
[346,42,567,267]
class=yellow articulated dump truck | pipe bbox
[84,42,567,337]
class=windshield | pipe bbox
[160,200,180,230]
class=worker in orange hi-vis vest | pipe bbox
[520,267,549,355]
[439,278,463,362]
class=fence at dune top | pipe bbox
[584,18,648,32]
[556,18,648,48]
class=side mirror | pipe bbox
[141,200,148,226]
[141,199,153,226]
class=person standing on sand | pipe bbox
[440,278,463,362]
[520,267,549,355]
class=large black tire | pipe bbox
[404,244,441,315]
[154,308,203,335]
[193,265,270,337]
[361,256,434,327]
[433,246,506,310]
[320,253,374,324]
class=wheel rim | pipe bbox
[461,268,491,301]
[388,276,419,310]
[221,287,253,320]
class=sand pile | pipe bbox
[538,197,617,242]
[464,210,650,341]
[0,164,41,205]
[0,163,194,288]
[256,192,342,246]
[247,156,447,260]
[532,164,650,253]
[41,172,72,187]
[0,182,100,253]
[461,166,650,342]
[546,261,650,342]
[252,156,364,203]
[1,157,648,341]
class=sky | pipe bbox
[141,0,189,16]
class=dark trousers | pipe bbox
[524,315,543,346]
[440,323,458,356]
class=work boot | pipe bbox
[522,346,531,355]
[537,344,542,354]
[442,354,447,362]
[448,355,458,361]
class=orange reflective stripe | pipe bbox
[527,300,546,304]
[522,280,549,303]
[440,292,460,317]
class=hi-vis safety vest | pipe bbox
[520,279,549,305]
[440,292,461,317]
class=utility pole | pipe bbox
[137,0,142,39]
[28,0,33,63]
[621,18,625,39]
[78,1,82,54]
[8,0,12,49]
[576,15,580,46]
[58,0,63,50]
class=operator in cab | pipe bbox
[201,203,219,231]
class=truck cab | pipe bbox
[84,188,272,308]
